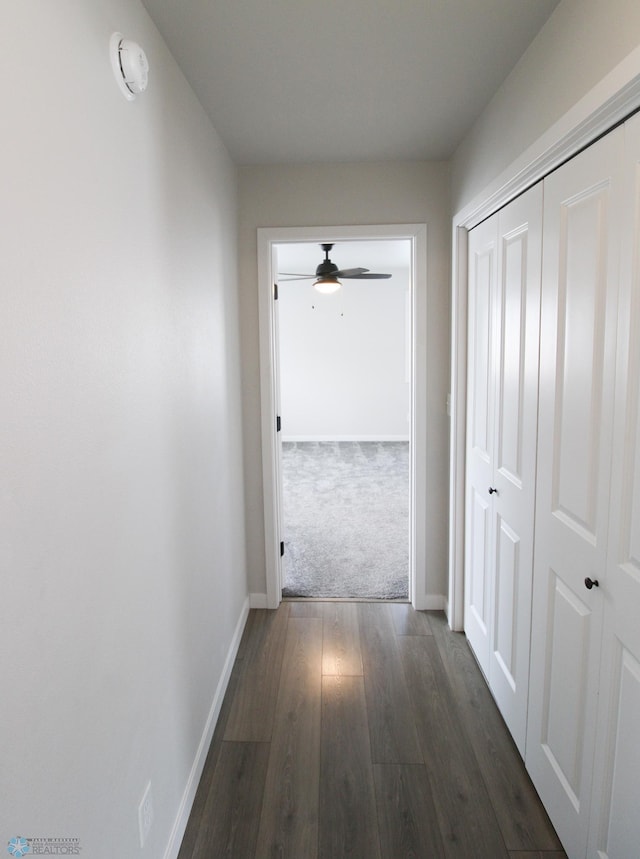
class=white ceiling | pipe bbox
[141,0,560,166]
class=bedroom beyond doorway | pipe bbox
[281,440,409,599]
[276,239,411,600]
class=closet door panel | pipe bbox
[496,228,528,484]
[465,216,498,677]
[493,515,520,685]
[553,192,609,536]
[587,112,640,859]
[471,250,493,462]
[469,488,491,627]
[588,643,640,859]
[527,128,623,859]
[541,572,593,800]
[489,184,542,756]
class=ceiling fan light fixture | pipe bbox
[313,276,342,295]
[277,243,392,286]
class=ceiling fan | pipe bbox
[278,243,392,294]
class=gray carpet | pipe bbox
[281,441,409,599]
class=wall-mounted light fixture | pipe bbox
[110,33,149,101]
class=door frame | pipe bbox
[258,223,428,609]
[448,46,640,631]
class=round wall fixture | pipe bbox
[110,32,149,100]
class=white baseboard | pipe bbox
[249,592,268,609]
[425,594,446,610]
[163,595,250,859]
[413,593,446,611]
[281,435,410,443]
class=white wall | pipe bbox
[278,264,410,440]
[1,3,247,858]
[239,162,451,600]
[452,0,640,212]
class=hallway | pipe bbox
[178,602,565,858]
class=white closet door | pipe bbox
[465,215,498,678]
[488,184,542,756]
[526,128,624,859]
[465,184,542,756]
[587,113,640,859]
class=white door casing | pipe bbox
[586,112,640,859]
[257,224,429,609]
[526,128,624,858]
[464,185,542,755]
[257,243,284,608]
[272,243,284,597]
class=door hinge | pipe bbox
[280,541,285,557]
[274,282,279,300]
[277,415,281,432]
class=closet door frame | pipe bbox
[448,51,640,632]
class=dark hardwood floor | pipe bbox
[178,602,566,859]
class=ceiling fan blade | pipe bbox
[340,272,393,279]
[334,267,369,277]
[278,272,316,277]
[277,275,316,281]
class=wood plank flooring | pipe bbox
[178,602,566,859]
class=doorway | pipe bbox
[257,224,428,609]
[277,239,411,599]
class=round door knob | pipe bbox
[488,487,498,495]
[584,577,599,590]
